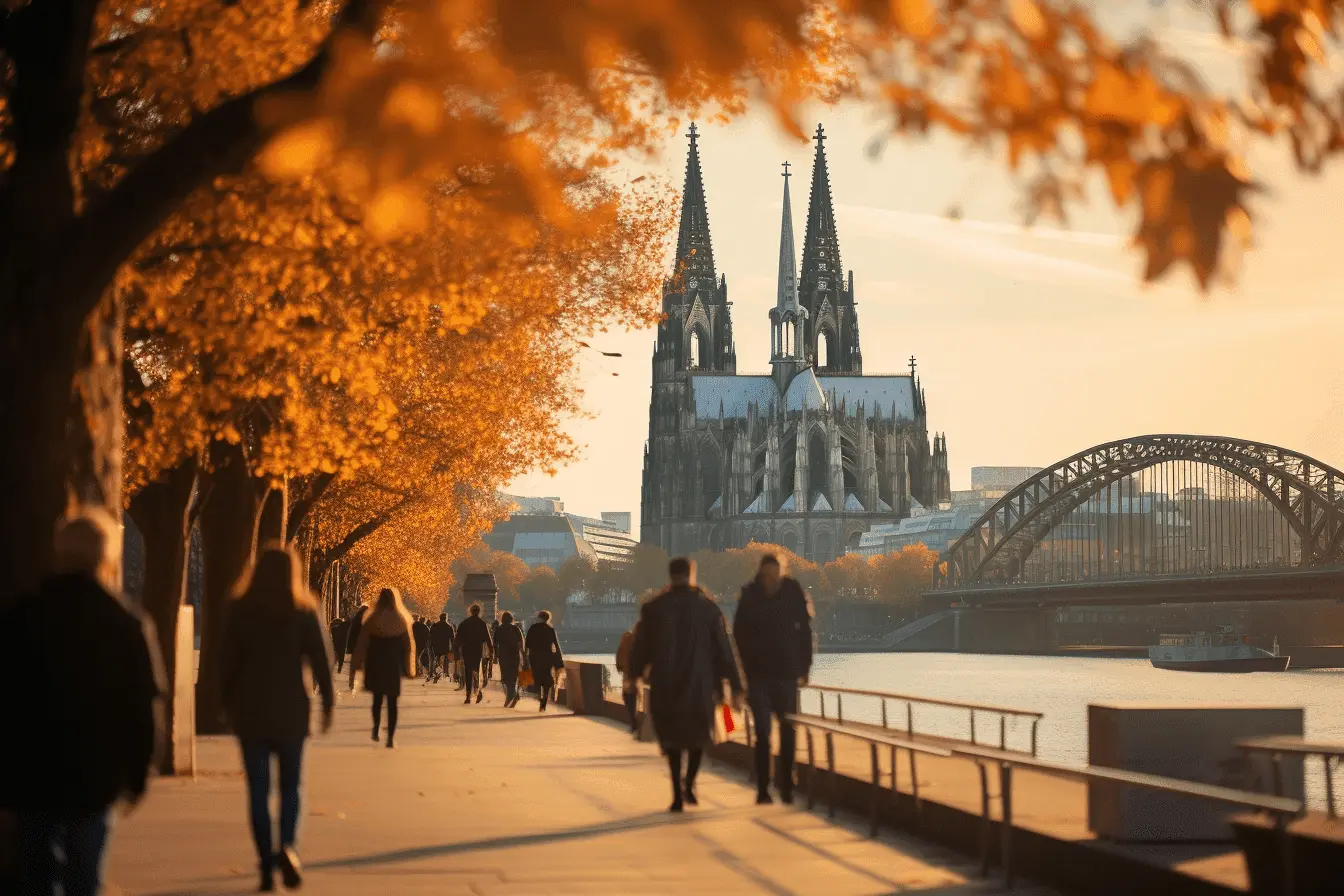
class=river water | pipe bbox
[571,652,1344,802]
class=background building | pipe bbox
[640,124,950,563]
[484,492,637,567]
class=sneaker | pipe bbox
[277,846,302,889]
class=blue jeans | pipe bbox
[18,809,112,896]
[240,739,305,866]
[748,678,799,796]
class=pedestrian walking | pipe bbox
[615,622,640,732]
[455,603,493,704]
[2,509,166,896]
[221,543,335,891]
[494,612,526,707]
[330,616,350,674]
[733,553,814,805]
[429,613,454,683]
[629,557,743,813]
[352,588,414,748]
[524,610,564,711]
[343,602,369,689]
[412,616,430,676]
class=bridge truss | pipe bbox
[934,435,1344,590]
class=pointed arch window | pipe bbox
[689,329,703,368]
[817,329,834,368]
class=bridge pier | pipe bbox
[950,606,1057,655]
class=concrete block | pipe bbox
[1087,702,1303,841]
[171,606,196,776]
[563,661,604,715]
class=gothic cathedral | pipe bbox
[639,124,951,562]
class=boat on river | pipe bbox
[1149,626,1290,672]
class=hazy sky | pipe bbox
[510,11,1344,532]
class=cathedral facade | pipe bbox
[639,124,951,562]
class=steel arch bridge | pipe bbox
[933,435,1344,591]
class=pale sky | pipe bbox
[510,10,1344,534]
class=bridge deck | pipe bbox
[106,684,1047,895]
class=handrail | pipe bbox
[1238,735,1344,819]
[781,712,1304,895]
[800,683,1043,756]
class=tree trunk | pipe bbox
[195,440,259,734]
[127,459,198,772]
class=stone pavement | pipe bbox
[106,682,1057,895]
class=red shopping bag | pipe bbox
[721,703,736,735]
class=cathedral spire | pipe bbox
[673,122,716,285]
[776,160,800,315]
[799,123,842,300]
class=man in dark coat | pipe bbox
[733,553,815,804]
[330,616,350,673]
[524,610,564,711]
[455,603,493,704]
[1,510,166,896]
[429,613,454,682]
[412,616,430,675]
[629,557,742,813]
[344,603,369,688]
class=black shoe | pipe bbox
[277,846,302,889]
[371,729,379,743]
[386,736,395,749]
[779,790,794,805]
[756,792,774,805]
[475,691,483,704]
[259,862,275,892]
[683,784,698,806]
[669,800,684,813]
[463,696,472,704]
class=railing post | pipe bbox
[1030,719,1039,757]
[881,699,888,729]
[826,732,837,818]
[890,744,898,793]
[820,693,827,720]
[806,729,817,810]
[1000,715,1007,751]
[970,709,977,746]
[1325,755,1337,819]
[837,693,844,723]
[1276,811,1294,896]
[906,702,914,738]
[1000,763,1014,888]
[977,763,992,877]
[869,743,880,837]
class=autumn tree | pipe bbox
[870,543,939,617]
[6,0,1344,602]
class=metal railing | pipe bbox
[801,683,1044,756]
[785,713,1304,895]
[1238,735,1344,818]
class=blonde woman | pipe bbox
[221,543,334,891]
[352,588,414,748]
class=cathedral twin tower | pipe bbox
[639,124,951,562]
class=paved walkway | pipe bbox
[106,682,1054,895]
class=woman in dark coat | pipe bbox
[494,611,526,708]
[352,588,414,749]
[221,544,335,892]
[525,610,564,711]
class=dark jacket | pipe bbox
[1,574,166,812]
[354,606,414,696]
[412,620,430,654]
[455,614,493,661]
[525,621,563,687]
[331,618,350,656]
[344,605,369,657]
[494,622,525,679]
[629,585,741,749]
[429,619,454,654]
[733,576,815,684]
[222,596,334,743]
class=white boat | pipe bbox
[1149,626,1290,673]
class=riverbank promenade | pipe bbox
[105,685,1050,895]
